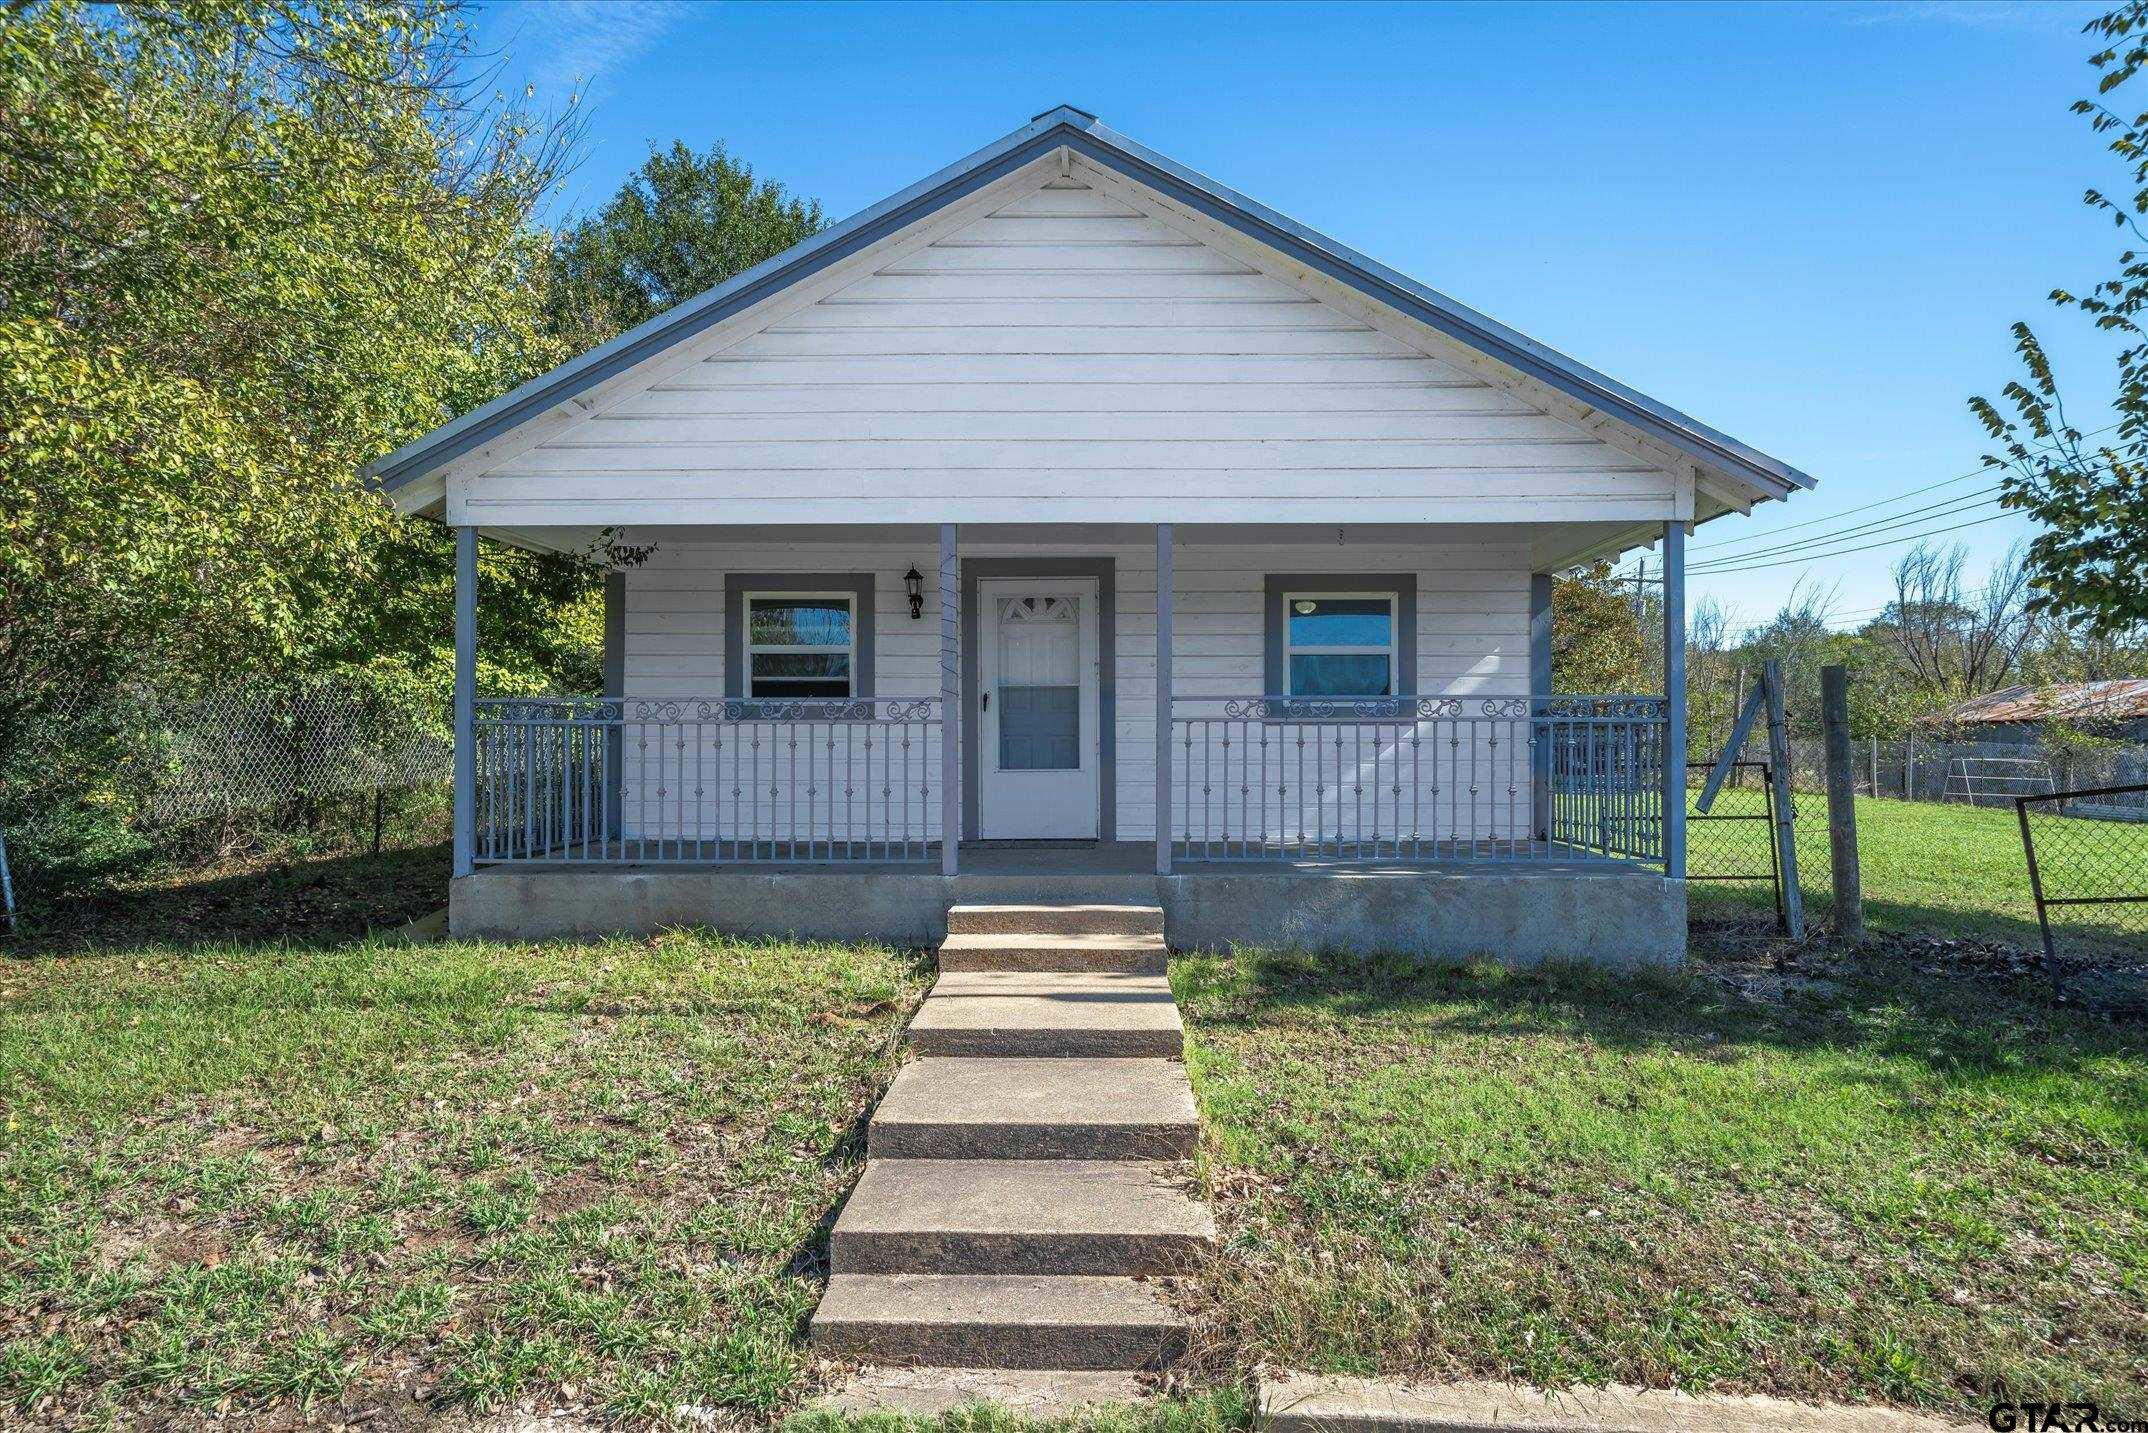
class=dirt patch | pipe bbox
[8,843,450,955]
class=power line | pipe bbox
[1689,417,2123,553]
[1687,490,2005,571]
[1686,511,2016,575]
[1691,484,2001,560]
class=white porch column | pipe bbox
[1662,520,1688,880]
[452,525,477,879]
[1529,572,1554,841]
[940,522,960,877]
[1154,523,1173,876]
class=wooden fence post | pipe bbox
[1821,666,1865,942]
[1763,660,1805,941]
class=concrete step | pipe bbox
[832,1159,1215,1276]
[948,903,1165,938]
[815,1365,1152,1419]
[908,970,1184,1059]
[869,1057,1199,1160]
[940,931,1168,975]
[811,1273,1190,1371]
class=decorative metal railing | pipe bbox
[1167,694,1667,863]
[473,697,944,864]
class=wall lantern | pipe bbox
[904,567,925,620]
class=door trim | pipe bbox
[962,557,1115,842]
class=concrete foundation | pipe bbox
[449,868,954,945]
[1159,865,1686,971]
[450,859,1686,970]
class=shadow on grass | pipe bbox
[3,842,450,957]
[1183,940,2148,1111]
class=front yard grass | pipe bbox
[1176,947,2148,1419]
[0,925,929,1426]
[1691,793,2144,958]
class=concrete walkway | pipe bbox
[1257,1375,1980,1433]
[810,899,1212,1410]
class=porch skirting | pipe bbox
[447,864,1685,970]
[1157,867,1684,971]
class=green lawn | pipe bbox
[0,926,929,1426]
[2,797,2140,1428]
[1689,793,2146,958]
[1176,947,2148,1418]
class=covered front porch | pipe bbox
[443,521,1692,967]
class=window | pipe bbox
[1261,575,1415,708]
[1283,593,1397,697]
[744,593,854,699]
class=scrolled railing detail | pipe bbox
[471,694,944,866]
[1168,693,1666,865]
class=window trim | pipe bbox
[1261,573,1416,716]
[1281,590,1399,699]
[742,589,857,700]
[722,572,876,707]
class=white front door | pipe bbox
[978,578,1100,839]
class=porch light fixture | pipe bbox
[904,567,925,620]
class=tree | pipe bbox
[1551,564,1653,694]
[1969,3,2148,637]
[1867,542,2035,712]
[1,0,595,711]
[0,0,591,877]
[546,140,824,347]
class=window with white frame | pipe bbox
[744,593,855,699]
[1283,592,1397,697]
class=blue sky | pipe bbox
[473,0,2122,638]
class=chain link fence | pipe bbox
[0,679,453,908]
[1735,733,2148,812]
[1684,760,1835,933]
[1691,693,2146,952]
[2018,786,2148,957]
[123,683,449,831]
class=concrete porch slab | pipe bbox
[1162,866,1686,970]
[451,856,1685,972]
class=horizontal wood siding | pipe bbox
[462,178,1678,527]
[620,538,1529,842]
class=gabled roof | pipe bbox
[369,105,1817,503]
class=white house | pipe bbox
[372,107,1813,966]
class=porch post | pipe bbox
[1529,573,1553,840]
[1661,520,1687,880]
[940,522,960,877]
[452,525,477,879]
[602,570,625,843]
[1155,523,1173,875]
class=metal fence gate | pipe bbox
[2017,784,2148,960]
[1686,761,1787,929]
